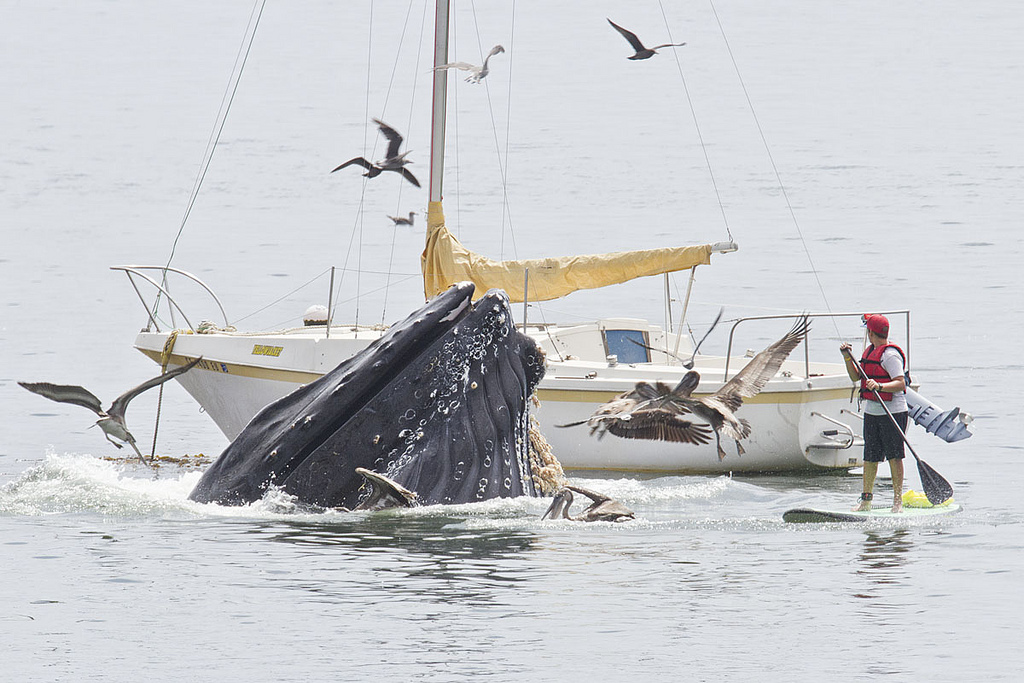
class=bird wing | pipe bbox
[432,61,480,73]
[108,357,202,420]
[718,316,810,400]
[650,42,686,50]
[605,408,713,445]
[372,118,405,159]
[607,19,647,52]
[398,167,421,188]
[331,157,373,173]
[18,381,105,416]
[565,484,613,505]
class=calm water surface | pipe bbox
[2,1,1022,681]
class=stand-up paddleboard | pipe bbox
[783,490,961,523]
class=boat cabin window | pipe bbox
[602,329,650,364]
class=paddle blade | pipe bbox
[915,456,954,505]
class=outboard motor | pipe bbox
[905,388,973,443]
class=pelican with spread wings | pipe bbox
[560,316,810,460]
[651,316,811,459]
[19,357,202,465]
[433,45,505,83]
[556,380,714,446]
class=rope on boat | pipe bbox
[528,395,568,495]
[150,330,186,459]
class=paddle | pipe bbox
[843,350,954,505]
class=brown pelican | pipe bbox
[542,485,635,523]
[432,45,505,83]
[351,467,418,510]
[607,19,686,60]
[332,118,421,187]
[19,357,202,466]
[648,316,811,460]
[556,380,713,446]
[387,211,416,226]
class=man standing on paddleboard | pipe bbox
[840,314,908,513]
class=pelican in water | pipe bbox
[607,19,686,60]
[19,357,202,466]
[542,485,635,523]
[556,380,713,446]
[387,211,416,226]
[332,118,421,188]
[350,467,418,510]
[432,45,505,83]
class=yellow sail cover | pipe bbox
[421,201,714,302]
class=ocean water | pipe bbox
[2,1,1022,680]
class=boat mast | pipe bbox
[429,0,450,204]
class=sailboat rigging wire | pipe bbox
[382,0,430,326]
[334,0,419,329]
[231,267,332,326]
[449,4,462,238]
[153,0,267,320]
[470,0,518,259]
[262,274,421,335]
[706,0,840,337]
[657,0,733,244]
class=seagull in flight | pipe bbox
[607,19,686,60]
[332,118,420,187]
[387,211,416,226]
[433,45,505,83]
[19,357,202,466]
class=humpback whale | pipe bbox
[189,283,548,508]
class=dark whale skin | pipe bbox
[189,283,545,508]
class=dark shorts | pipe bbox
[863,411,908,463]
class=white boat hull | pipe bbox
[137,322,866,474]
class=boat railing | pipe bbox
[722,310,911,381]
[111,265,230,333]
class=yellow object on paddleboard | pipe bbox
[902,489,954,508]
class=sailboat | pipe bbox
[115,2,907,474]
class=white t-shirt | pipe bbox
[864,346,908,415]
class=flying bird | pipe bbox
[387,211,416,226]
[432,44,505,83]
[542,485,635,523]
[556,380,713,446]
[607,19,686,60]
[643,316,811,460]
[332,118,420,187]
[19,357,202,466]
[560,316,810,460]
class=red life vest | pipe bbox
[860,343,906,402]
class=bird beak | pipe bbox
[541,491,569,520]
